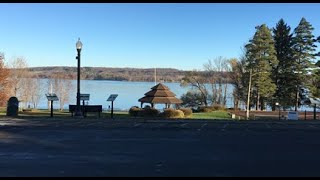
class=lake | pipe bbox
[36,79,235,111]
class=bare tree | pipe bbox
[7,57,30,107]
[203,56,232,107]
[229,57,248,110]
[48,74,73,111]
[180,70,209,107]
[7,57,43,109]
[28,77,42,108]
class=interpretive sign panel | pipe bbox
[80,94,90,101]
[287,111,298,120]
[107,94,118,101]
[45,93,59,101]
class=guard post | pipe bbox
[45,93,59,117]
[107,94,118,119]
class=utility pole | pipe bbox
[246,69,252,120]
[154,67,157,85]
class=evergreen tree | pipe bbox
[292,17,317,111]
[272,19,296,110]
[245,24,278,110]
[310,60,320,98]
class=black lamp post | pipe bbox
[74,38,83,117]
[275,102,280,120]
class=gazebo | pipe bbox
[138,83,183,108]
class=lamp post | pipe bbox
[74,38,83,117]
[275,102,280,120]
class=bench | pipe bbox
[69,105,102,117]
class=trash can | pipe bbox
[6,97,19,117]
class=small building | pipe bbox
[138,83,183,108]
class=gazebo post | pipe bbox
[141,102,143,108]
[151,103,154,108]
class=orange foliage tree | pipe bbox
[0,53,12,106]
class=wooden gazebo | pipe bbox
[138,83,182,108]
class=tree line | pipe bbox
[180,17,320,112]
[0,56,73,110]
[28,66,186,83]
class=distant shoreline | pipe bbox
[22,66,233,83]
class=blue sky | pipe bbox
[1,3,320,70]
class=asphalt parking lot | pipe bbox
[1,117,320,177]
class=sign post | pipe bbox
[107,94,118,119]
[287,111,299,120]
[309,98,320,120]
[80,94,90,105]
[45,93,59,117]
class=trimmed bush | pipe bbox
[161,108,185,119]
[161,108,175,118]
[174,109,185,118]
[179,108,193,117]
[129,106,141,117]
[140,108,160,117]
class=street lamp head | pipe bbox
[76,38,83,51]
[275,102,279,106]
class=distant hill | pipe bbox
[27,66,187,82]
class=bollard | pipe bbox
[305,110,307,120]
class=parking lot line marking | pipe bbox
[308,125,317,128]
[201,123,207,128]
[222,123,229,129]
[265,124,271,128]
[180,123,188,127]
[133,123,142,127]
[197,123,208,131]
[156,123,167,128]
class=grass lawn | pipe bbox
[190,111,231,119]
[0,108,231,120]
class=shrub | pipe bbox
[174,109,185,118]
[161,108,176,118]
[129,106,141,117]
[198,106,212,113]
[212,104,227,111]
[228,107,241,111]
[179,108,193,117]
[161,108,185,119]
[180,91,203,109]
[140,108,160,117]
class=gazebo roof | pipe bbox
[138,96,182,104]
[138,83,182,104]
[151,83,169,90]
[144,90,176,97]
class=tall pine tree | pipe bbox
[310,60,320,98]
[292,17,317,111]
[272,18,296,110]
[245,24,278,110]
